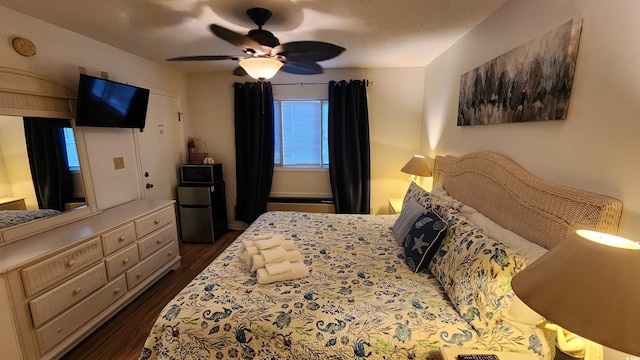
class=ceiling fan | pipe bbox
[168,7,345,80]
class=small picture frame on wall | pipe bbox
[457,18,583,126]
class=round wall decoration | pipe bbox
[11,36,37,57]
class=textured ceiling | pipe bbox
[0,0,507,74]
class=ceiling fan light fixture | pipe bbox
[239,57,283,81]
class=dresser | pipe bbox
[0,200,180,360]
[0,197,27,210]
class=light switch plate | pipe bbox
[113,157,125,170]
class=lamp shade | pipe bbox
[511,231,640,356]
[239,58,283,80]
[401,155,432,177]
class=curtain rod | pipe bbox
[232,80,373,87]
[271,79,373,86]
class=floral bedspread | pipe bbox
[141,211,545,360]
[0,209,60,229]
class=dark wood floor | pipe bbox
[61,230,242,360]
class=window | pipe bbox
[62,127,80,171]
[274,100,328,168]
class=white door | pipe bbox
[136,92,184,200]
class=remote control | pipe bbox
[456,355,499,360]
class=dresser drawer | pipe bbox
[137,224,178,260]
[29,263,107,328]
[21,238,103,297]
[36,276,127,355]
[104,244,139,279]
[126,240,178,290]
[101,223,136,256]
[135,206,175,239]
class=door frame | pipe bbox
[133,88,185,200]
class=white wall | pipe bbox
[422,0,640,239]
[0,147,10,198]
[0,116,37,208]
[185,67,426,220]
[421,0,639,358]
[0,5,188,211]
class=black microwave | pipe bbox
[180,164,223,185]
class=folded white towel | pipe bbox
[265,260,293,276]
[243,246,260,268]
[245,246,259,257]
[252,233,274,240]
[257,261,309,285]
[238,239,256,255]
[260,246,287,263]
[251,250,303,273]
[286,250,302,263]
[239,235,293,256]
[254,237,282,250]
[281,240,297,251]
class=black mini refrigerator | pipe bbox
[177,181,227,243]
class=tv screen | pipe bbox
[75,74,150,130]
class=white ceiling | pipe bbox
[0,0,507,74]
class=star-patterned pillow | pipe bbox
[403,210,447,273]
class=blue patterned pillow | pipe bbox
[403,211,447,273]
[429,207,528,336]
[402,182,463,218]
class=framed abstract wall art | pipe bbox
[457,18,583,126]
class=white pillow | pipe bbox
[430,181,447,197]
[391,198,426,245]
[467,212,547,262]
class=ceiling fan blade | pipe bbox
[273,41,345,62]
[209,24,267,55]
[280,61,323,75]
[167,55,240,61]
[233,66,248,77]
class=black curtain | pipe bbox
[234,82,275,224]
[23,117,73,211]
[328,80,371,214]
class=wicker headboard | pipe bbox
[433,152,622,249]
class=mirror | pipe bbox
[0,115,87,225]
[0,67,96,244]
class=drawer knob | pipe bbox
[122,258,129,265]
[73,287,82,295]
[168,251,173,257]
[66,260,76,267]
[136,272,142,278]
[154,219,160,225]
[119,235,126,242]
[114,287,121,294]
[156,238,163,244]
[57,327,62,333]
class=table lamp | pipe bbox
[401,155,431,186]
[511,230,640,359]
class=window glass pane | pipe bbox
[273,99,329,168]
[274,101,282,166]
[281,101,321,166]
[63,128,80,171]
[322,100,329,167]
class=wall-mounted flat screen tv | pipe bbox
[75,74,150,130]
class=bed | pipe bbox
[0,209,61,229]
[140,152,622,360]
